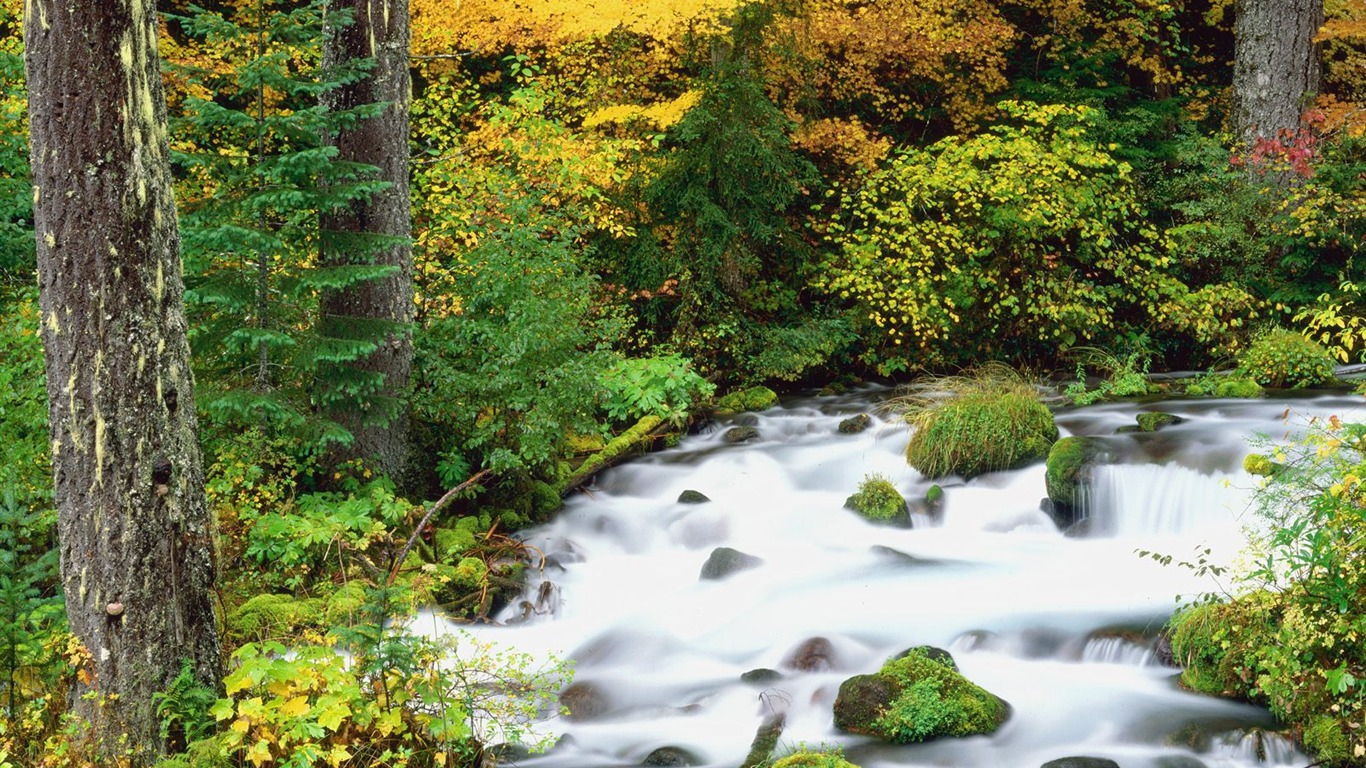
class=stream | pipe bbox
[423,388,1366,768]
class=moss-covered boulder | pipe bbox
[715,386,780,415]
[838,414,872,434]
[1045,436,1110,513]
[906,390,1057,479]
[771,750,859,768]
[832,648,1010,743]
[843,474,911,526]
[1136,412,1185,432]
[1215,377,1264,398]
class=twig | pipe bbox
[387,469,492,586]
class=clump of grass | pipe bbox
[888,363,1057,479]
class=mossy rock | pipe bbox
[1214,377,1264,398]
[906,391,1057,479]
[1166,592,1282,701]
[742,715,789,768]
[843,474,910,526]
[771,750,859,768]
[678,489,711,504]
[1243,453,1282,477]
[1045,436,1110,511]
[838,414,872,434]
[1136,412,1185,432]
[530,480,562,516]
[715,386,780,415]
[832,648,1010,743]
[725,426,761,444]
[1303,714,1353,767]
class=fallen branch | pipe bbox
[387,469,492,586]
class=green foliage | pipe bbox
[1062,345,1154,405]
[0,37,31,291]
[599,354,714,426]
[894,365,1057,479]
[819,102,1180,370]
[200,625,570,768]
[872,650,1008,743]
[772,747,860,768]
[714,386,780,415]
[1235,328,1338,388]
[843,474,908,523]
[1296,280,1366,364]
[155,660,219,750]
[170,1,401,450]
[414,191,621,477]
[1183,371,1265,398]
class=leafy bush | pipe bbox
[599,354,714,426]
[1235,328,1337,388]
[1062,345,1154,405]
[894,365,1057,479]
[834,648,1008,744]
[818,102,1180,369]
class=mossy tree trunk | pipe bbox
[1233,0,1323,144]
[25,0,221,761]
[320,0,414,482]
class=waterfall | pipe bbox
[1083,463,1257,539]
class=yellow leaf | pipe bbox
[328,745,352,767]
[246,740,273,768]
[231,718,251,734]
[225,670,253,696]
[279,695,310,718]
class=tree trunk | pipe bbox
[25,0,221,761]
[320,0,415,482]
[1233,0,1323,143]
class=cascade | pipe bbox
[423,392,1364,768]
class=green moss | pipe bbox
[1136,412,1182,432]
[714,386,780,415]
[843,474,908,523]
[925,484,943,504]
[1303,715,1351,766]
[772,750,859,768]
[873,650,1008,743]
[1243,453,1280,477]
[530,480,562,516]
[228,593,325,640]
[1237,329,1337,389]
[1045,436,1105,508]
[557,415,664,493]
[1166,594,1280,701]
[906,390,1057,479]
[1214,377,1264,398]
[835,648,1007,744]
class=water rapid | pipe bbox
[422,389,1366,768]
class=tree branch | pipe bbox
[387,469,492,586]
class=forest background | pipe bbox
[1,0,1365,765]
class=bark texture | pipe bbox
[1233,0,1324,143]
[320,0,415,481]
[25,0,221,760]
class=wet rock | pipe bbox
[677,489,711,504]
[1045,436,1113,522]
[1136,412,1185,432]
[1152,757,1206,768]
[1040,758,1121,768]
[833,648,1009,743]
[642,746,702,766]
[740,713,786,768]
[700,547,763,581]
[869,545,944,567]
[741,668,783,685]
[725,426,761,444]
[843,476,911,527]
[1152,631,1176,667]
[838,414,871,434]
[783,637,837,672]
[559,681,611,722]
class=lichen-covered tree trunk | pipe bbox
[1233,0,1323,143]
[25,0,221,760]
[320,0,414,481]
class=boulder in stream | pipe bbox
[642,746,703,766]
[832,647,1010,742]
[843,474,911,527]
[714,386,780,415]
[1136,412,1185,432]
[700,547,764,581]
[1045,436,1112,520]
[677,489,711,504]
[1039,758,1122,768]
[725,426,761,444]
[559,681,612,722]
[783,636,837,672]
[838,414,872,434]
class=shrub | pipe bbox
[895,365,1057,479]
[1236,329,1337,388]
[1062,345,1154,405]
[600,354,714,426]
[843,474,908,523]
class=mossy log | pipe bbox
[557,416,673,495]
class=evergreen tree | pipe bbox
[170,0,401,450]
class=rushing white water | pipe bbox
[421,389,1366,768]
